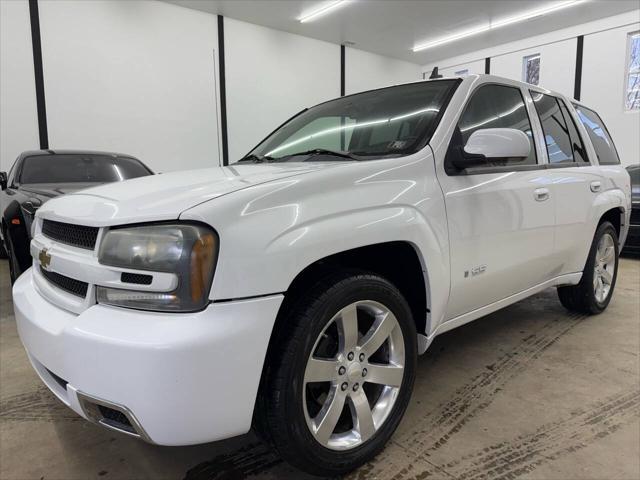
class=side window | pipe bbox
[573,105,621,165]
[447,84,537,171]
[531,92,576,164]
[558,100,588,163]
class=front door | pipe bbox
[436,82,556,320]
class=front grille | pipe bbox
[42,219,99,250]
[41,269,88,298]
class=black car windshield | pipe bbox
[247,80,459,162]
[19,154,152,184]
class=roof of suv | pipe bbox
[18,149,139,159]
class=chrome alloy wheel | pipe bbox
[594,232,616,303]
[302,300,405,451]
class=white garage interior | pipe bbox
[2,0,638,173]
[1,1,639,479]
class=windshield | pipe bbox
[19,154,152,184]
[248,80,459,162]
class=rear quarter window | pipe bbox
[573,105,621,165]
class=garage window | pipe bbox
[522,54,540,85]
[626,31,640,110]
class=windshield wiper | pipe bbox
[279,148,360,161]
[237,153,274,163]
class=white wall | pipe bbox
[491,38,576,96]
[423,10,640,166]
[225,18,340,162]
[345,47,422,94]
[582,24,640,166]
[38,0,221,172]
[437,59,485,78]
[0,0,39,173]
[1,0,424,172]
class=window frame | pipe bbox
[444,82,542,176]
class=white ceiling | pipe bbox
[165,0,638,64]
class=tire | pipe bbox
[2,225,19,284]
[256,270,417,476]
[0,239,7,260]
[557,221,619,314]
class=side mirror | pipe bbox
[0,172,7,190]
[452,128,531,170]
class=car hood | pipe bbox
[36,163,343,226]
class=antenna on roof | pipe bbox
[429,67,443,79]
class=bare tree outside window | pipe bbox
[522,54,540,85]
[625,32,640,111]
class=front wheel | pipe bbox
[256,271,417,476]
[558,221,619,314]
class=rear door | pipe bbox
[435,80,557,320]
[529,91,606,274]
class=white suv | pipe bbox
[13,74,631,475]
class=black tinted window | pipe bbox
[250,80,459,160]
[20,154,151,184]
[449,84,537,169]
[531,93,575,164]
[574,105,621,165]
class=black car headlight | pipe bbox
[96,223,218,312]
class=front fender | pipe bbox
[182,154,451,330]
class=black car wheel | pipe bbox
[558,221,619,314]
[256,270,417,476]
[2,225,20,284]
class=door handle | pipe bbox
[590,181,602,193]
[534,187,550,202]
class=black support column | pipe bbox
[28,0,48,150]
[574,35,584,101]
[217,15,229,165]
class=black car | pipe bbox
[623,164,640,255]
[0,150,153,282]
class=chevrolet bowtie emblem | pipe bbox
[38,248,51,270]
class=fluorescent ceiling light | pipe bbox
[412,0,585,52]
[299,0,348,23]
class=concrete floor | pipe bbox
[1,258,639,480]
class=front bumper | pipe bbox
[13,268,283,445]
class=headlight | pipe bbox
[96,223,218,312]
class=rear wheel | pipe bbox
[256,271,417,476]
[558,221,619,314]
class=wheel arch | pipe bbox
[597,206,624,241]
[278,241,430,338]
